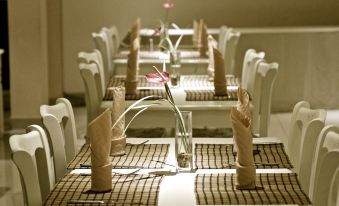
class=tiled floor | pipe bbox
[0,106,338,205]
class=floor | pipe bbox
[0,106,338,205]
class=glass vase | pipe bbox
[170,51,181,87]
[175,111,193,172]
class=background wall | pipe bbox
[8,0,339,119]
[61,0,339,95]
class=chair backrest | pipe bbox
[286,101,327,172]
[79,62,103,130]
[310,125,339,205]
[223,29,241,75]
[217,26,227,53]
[256,61,279,136]
[9,125,55,205]
[92,30,113,83]
[102,25,120,57]
[241,57,264,134]
[78,49,105,94]
[298,114,326,193]
[241,49,265,87]
[40,98,77,181]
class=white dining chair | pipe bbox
[102,25,120,58]
[9,125,55,205]
[217,26,227,53]
[79,62,103,131]
[92,30,114,82]
[78,49,106,95]
[40,98,78,181]
[256,61,279,137]
[286,101,327,172]
[241,49,265,89]
[310,125,339,206]
[298,114,326,193]
[218,27,240,75]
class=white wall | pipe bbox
[61,0,339,95]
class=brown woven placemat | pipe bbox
[45,173,163,205]
[185,89,238,101]
[67,144,169,169]
[103,76,165,101]
[183,75,240,101]
[182,75,240,87]
[194,143,293,169]
[195,173,311,205]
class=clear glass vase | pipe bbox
[170,51,181,87]
[175,111,193,172]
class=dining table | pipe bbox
[44,137,311,205]
[100,74,241,133]
[112,50,209,75]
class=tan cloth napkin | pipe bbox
[237,87,251,119]
[199,23,208,57]
[88,108,112,192]
[192,20,199,46]
[207,35,218,81]
[130,17,140,44]
[213,48,227,95]
[125,38,139,94]
[110,86,126,156]
[231,106,256,190]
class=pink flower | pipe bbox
[163,0,174,9]
[145,71,170,83]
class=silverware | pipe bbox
[80,164,144,169]
[80,168,141,176]
[126,140,150,146]
[68,199,145,205]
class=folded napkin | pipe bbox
[125,38,140,94]
[237,87,251,120]
[213,48,227,96]
[130,17,141,44]
[231,105,256,190]
[207,35,218,81]
[110,86,126,156]
[199,23,208,57]
[88,109,112,192]
[192,20,199,46]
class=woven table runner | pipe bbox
[183,75,240,101]
[67,144,169,169]
[195,143,293,169]
[103,76,165,101]
[195,173,311,205]
[45,173,163,205]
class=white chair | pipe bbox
[218,27,241,75]
[78,49,105,95]
[298,114,326,193]
[102,25,120,58]
[79,62,103,129]
[256,61,279,136]
[217,26,227,53]
[40,98,78,181]
[9,125,55,205]
[240,57,278,137]
[241,49,265,89]
[92,30,113,83]
[310,125,339,205]
[286,101,327,172]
